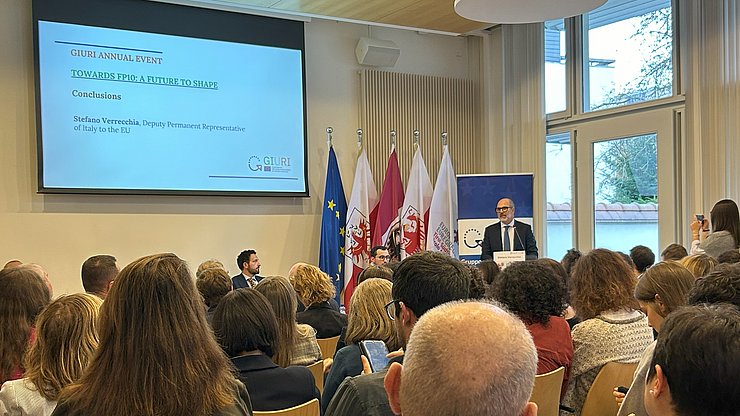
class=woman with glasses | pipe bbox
[321,278,400,413]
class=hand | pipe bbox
[387,348,404,359]
[612,388,626,406]
[323,358,333,374]
[360,355,372,375]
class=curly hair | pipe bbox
[570,248,639,320]
[195,267,232,308]
[493,262,568,325]
[679,254,718,278]
[289,264,335,306]
[345,278,401,351]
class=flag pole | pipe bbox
[441,131,448,147]
[413,130,420,149]
[390,129,397,150]
[326,126,333,148]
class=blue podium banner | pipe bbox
[457,173,534,263]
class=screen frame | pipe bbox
[32,0,309,197]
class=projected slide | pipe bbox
[37,20,306,194]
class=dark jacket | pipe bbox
[480,220,539,260]
[232,354,320,412]
[297,301,347,339]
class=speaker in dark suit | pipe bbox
[480,198,539,261]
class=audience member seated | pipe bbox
[678,253,718,278]
[197,258,226,275]
[688,262,740,306]
[690,198,740,258]
[0,294,102,415]
[2,259,22,269]
[322,278,400,413]
[618,251,639,277]
[560,248,582,277]
[0,266,51,386]
[289,262,341,313]
[255,276,322,367]
[465,263,487,299]
[660,243,687,261]
[51,253,252,416]
[630,245,655,274]
[477,259,501,287]
[291,264,347,338]
[643,304,740,416]
[535,258,580,328]
[80,255,118,299]
[325,251,470,416]
[493,261,573,398]
[383,301,538,416]
[233,249,262,289]
[614,261,695,416]
[717,248,740,264]
[561,249,653,416]
[357,265,393,284]
[213,288,320,412]
[196,266,233,326]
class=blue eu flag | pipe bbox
[319,146,347,305]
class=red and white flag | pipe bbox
[400,146,433,259]
[343,149,378,307]
[372,146,404,261]
[427,144,458,257]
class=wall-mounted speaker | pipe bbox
[355,37,401,67]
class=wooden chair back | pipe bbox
[306,360,324,394]
[317,335,340,359]
[253,398,320,416]
[581,361,638,416]
[530,367,565,416]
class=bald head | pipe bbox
[385,301,538,416]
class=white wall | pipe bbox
[0,1,473,295]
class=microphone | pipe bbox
[513,226,525,251]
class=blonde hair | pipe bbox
[58,253,237,416]
[289,264,335,306]
[23,294,102,400]
[679,254,718,278]
[346,278,401,351]
[254,276,298,367]
[196,259,225,275]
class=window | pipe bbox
[545,132,573,259]
[545,19,567,114]
[583,0,673,112]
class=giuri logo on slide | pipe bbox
[248,155,292,173]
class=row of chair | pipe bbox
[531,362,638,416]
[263,335,636,416]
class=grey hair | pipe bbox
[399,299,537,416]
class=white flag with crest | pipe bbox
[400,145,433,259]
[427,144,458,257]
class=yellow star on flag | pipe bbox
[340,246,345,255]
[338,263,342,273]
[335,210,340,219]
[327,200,336,210]
[339,227,345,236]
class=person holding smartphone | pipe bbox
[690,199,740,259]
[321,279,400,413]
